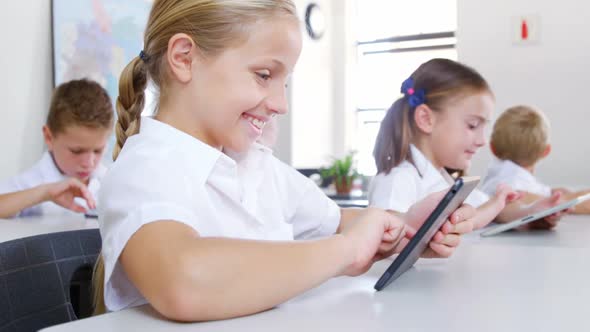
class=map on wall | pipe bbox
[52,0,152,161]
[52,0,152,101]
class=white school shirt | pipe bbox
[480,158,552,197]
[368,145,489,212]
[0,151,105,217]
[98,117,341,311]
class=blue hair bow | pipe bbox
[400,77,426,108]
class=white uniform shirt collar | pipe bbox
[39,151,106,184]
[138,117,273,200]
[139,116,229,183]
[491,158,538,185]
[487,157,551,196]
[409,144,454,189]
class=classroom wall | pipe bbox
[457,0,590,187]
[3,1,588,188]
[0,0,53,181]
[280,0,336,168]
[276,0,353,169]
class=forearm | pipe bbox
[573,199,590,214]
[0,185,48,218]
[181,237,350,320]
[337,208,364,233]
[123,223,353,322]
[564,190,590,214]
[472,201,504,229]
[496,201,533,223]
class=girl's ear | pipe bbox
[413,104,436,134]
[166,33,198,83]
[541,144,551,158]
[42,125,55,151]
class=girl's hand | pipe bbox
[42,178,96,213]
[403,191,476,258]
[339,207,407,276]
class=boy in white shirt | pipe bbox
[0,79,113,217]
[481,105,589,214]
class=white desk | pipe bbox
[0,215,98,243]
[42,216,590,332]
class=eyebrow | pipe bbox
[251,58,292,76]
[468,115,490,123]
[269,59,291,74]
[69,146,105,151]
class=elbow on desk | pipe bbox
[145,252,254,322]
[151,287,207,322]
[146,261,220,322]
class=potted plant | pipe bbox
[321,152,359,195]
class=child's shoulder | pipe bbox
[379,160,422,181]
[371,160,422,194]
[0,153,53,193]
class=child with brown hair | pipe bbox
[481,105,590,214]
[0,78,113,217]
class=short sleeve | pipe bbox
[369,167,420,213]
[98,150,201,311]
[270,159,340,240]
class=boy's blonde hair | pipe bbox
[47,79,113,134]
[490,105,550,167]
[93,0,297,316]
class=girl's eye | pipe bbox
[256,71,271,81]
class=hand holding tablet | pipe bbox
[480,193,590,237]
[374,176,480,291]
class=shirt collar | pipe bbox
[138,117,272,181]
[409,144,455,186]
[39,151,65,181]
[492,157,539,184]
[39,151,106,183]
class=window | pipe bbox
[352,0,457,175]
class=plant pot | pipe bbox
[334,176,353,195]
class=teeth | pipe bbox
[245,115,266,130]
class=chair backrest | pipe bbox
[0,229,101,332]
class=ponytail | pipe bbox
[373,58,492,176]
[373,98,414,174]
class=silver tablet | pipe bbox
[480,193,590,237]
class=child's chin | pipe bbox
[448,160,470,172]
[460,160,471,170]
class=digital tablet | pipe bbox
[480,193,590,237]
[374,176,480,291]
[84,209,99,219]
